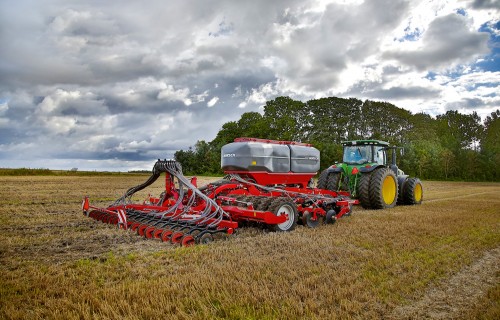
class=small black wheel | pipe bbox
[325,210,337,224]
[197,233,214,244]
[302,211,324,228]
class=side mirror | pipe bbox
[400,148,404,156]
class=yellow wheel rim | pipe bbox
[414,183,422,202]
[382,175,396,205]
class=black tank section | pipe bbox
[221,141,320,173]
[289,144,320,173]
[221,141,290,172]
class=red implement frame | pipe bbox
[82,147,357,246]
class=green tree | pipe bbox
[481,110,500,181]
[436,110,483,151]
[210,121,241,150]
[174,96,495,182]
[360,100,413,145]
[174,148,196,174]
[262,96,306,141]
[304,97,363,143]
[440,148,455,180]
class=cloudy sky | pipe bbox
[0,0,498,171]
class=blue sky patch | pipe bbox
[397,26,422,42]
[474,21,500,72]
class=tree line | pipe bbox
[175,96,499,181]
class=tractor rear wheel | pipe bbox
[268,198,298,232]
[317,169,329,189]
[369,168,398,209]
[357,172,372,209]
[326,172,342,192]
[403,178,423,205]
[397,177,408,205]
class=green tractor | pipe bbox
[317,140,423,209]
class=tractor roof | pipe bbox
[341,140,390,146]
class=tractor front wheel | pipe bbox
[403,178,423,205]
[369,168,398,209]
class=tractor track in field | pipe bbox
[389,247,500,320]
[424,191,499,203]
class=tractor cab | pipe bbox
[342,140,389,166]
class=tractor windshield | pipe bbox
[343,145,372,164]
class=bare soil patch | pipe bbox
[390,247,500,319]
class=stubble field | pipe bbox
[0,174,499,319]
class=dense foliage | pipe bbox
[175,96,499,181]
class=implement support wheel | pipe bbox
[269,198,298,232]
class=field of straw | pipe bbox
[0,174,499,319]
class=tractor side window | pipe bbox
[374,146,385,165]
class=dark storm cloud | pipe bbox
[343,78,441,101]
[386,13,490,70]
[471,0,500,9]
[445,97,487,110]
[366,86,441,100]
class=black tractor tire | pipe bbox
[268,198,298,232]
[317,169,330,189]
[397,176,408,205]
[326,172,342,192]
[369,168,398,209]
[357,172,372,209]
[403,178,423,205]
